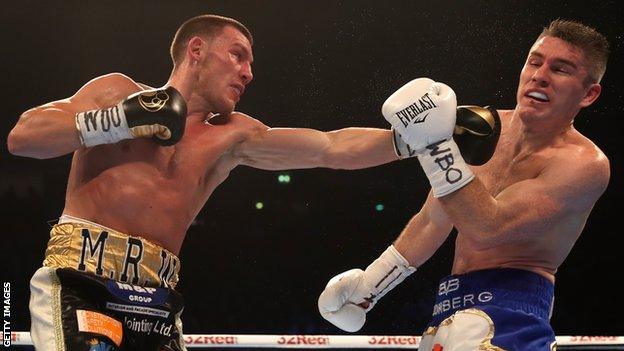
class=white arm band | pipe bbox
[75,103,132,147]
[417,139,474,197]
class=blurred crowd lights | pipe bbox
[253,201,385,212]
[253,173,385,212]
[277,174,291,184]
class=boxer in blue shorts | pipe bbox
[421,269,555,350]
[319,19,610,351]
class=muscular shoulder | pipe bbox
[224,111,271,158]
[562,130,610,181]
[544,137,610,211]
[71,72,143,108]
[228,111,270,138]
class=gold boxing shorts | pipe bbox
[29,218,185,351]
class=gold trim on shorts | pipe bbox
[461,308,505,350]
[423,308,505,351]
[43,222,180,288]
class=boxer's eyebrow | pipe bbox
[232,43,253,64]
[529,51,578,70]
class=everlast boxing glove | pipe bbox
[392,105,501,166]
[383,78,474,197]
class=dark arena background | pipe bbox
[1,0,623,349]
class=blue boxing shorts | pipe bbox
[418,268,556,351]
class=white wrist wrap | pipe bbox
[75,103,133,147]
[361,245,416,310]
[417,139,474,197]
[392,128,417,159]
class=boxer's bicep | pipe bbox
[491,154,610,240]
[69,73,141,110]
[539,153,610,212]
[493,177,565,236]
[20,73,139,122]
[10,97,92,158]
[9,73,139,158]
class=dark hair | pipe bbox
[170,15,253,69]
[539,19,609,84]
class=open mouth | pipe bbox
[230,84,244,97]
[526,91,549,103]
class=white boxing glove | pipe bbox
[318,246,415,332]
[382,78,457,152]
[383,78,474,197]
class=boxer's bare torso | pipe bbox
[61,75,263,254]
[451,110,609,282]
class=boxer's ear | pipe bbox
[579,83,601,108]
[186,36,204,62]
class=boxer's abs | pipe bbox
[63,140,235,254]
[452,238,558,283]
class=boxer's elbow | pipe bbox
[8,113,37,157]
[7,126,54,159]
[7,127,30,157]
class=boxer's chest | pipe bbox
[474,141,550,197]
[165,118,250,191]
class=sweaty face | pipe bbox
[196,26,254,114]
[516,36,596,124]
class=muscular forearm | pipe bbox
[8,106,82,159]
[439,178,496,231]
[437,178,547,248]
[237,126,398,170]
[394,212,453,267]
[392,192,454,267]
[324,128,398,169]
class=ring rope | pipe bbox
[9,332,624,349]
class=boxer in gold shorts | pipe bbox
[8,14,407,350]
[10,14,506,351]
